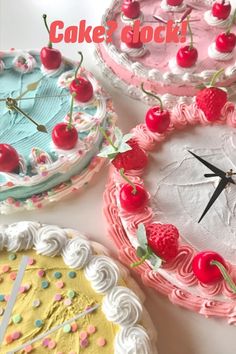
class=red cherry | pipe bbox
[52,122,78,150]
[40,47,62,70]
[122,0,140,19]
[212,1,231,20]
[69,77,93,103]
[192,251,227,284]
[0,144,19,173]
[216,32,236,53]
[145,106,170,133]
[119,184,148,212]
[176,45,198,68]
[126,29,143,48]
[167,0,183,5]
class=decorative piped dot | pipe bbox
[28,258,35,266]
[79,331,88,340]
[9,253,17,261]
[71,323,78,333]
[42,338,50,347]
[64,298,72,306]
[41,281,49,289]
[56,280,64,289]
[24,283,31,291]
[12,314,22,324]
[63,324,71,333]
[35,319,44,328]
[0,295,5,302]
[67,290,75,299]
[87,325,96,334]
[32,299,41,308]
[12,331,21,340]
[2,265,10,273]
[54,294,62,302]
[68,271,76,279]
[24,344,33,353]
[48,340,57,349]
[97,337,106,347]
[4,295,10,302]
[37,269,45,278]
[9,272,17,281]
[53,271,62,279]
[80,338,89,348]
[5,334,13,344]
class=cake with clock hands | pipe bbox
[0,14,117,214]
[0,221,157,353]
[102,66,236,323]
[96,0,236,107]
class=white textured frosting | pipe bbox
[6,221,40,252]
[13,53,37,73]
[208,42,233,61]
[34,225,67,256]
[41,61,65,77]
[120,43,147,58]
[0,225,7,250]
[160,0,186,12]
[62,236,92,269]
[115,325,152,354]
[169,57,196,74]
[204,10,231,28]
[85,255,119,293]
[0,59,5,73]
[103,286,142,327]
[121,11,144,25]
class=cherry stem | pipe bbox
[67,93,76,130]
[74,52,84,84]
[119,168,137,195]
[42,14,52,48]
[187,16,193,50]
[141,83,163,111]
[98,126,117,150]
[226,9,236,35]
[211,260,236,293]
[131,250,149,268]
[210,68,225,86]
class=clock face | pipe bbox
[147,124,236,263]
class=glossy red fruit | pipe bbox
[126,29,143,48]
[212,1,231,20]
[112,139,148,171]
[69,77,93,103]
[147,223,179,262]
[119,184,148,212]
[122,0,140,19]
[176,45,198,68]
[145,106,170,133]
[40,47,62,70]
[196,86,227,121]
[167,0,183,5]
[0,144,19,172]
[52,122,78,150]
[192,251,227,284]
[216,32,236,53]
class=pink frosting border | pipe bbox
[103,101,236,323]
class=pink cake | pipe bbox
[103,96,236,323]
[96,0,236,107]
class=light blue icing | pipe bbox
[0,53,108,201]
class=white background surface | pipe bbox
[1,1,236,353]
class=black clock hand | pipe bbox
[188,150,228,180]
[198,177,229,223]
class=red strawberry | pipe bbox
[196,87,227,122]
[146,223,179,261]
[112,139,148,171]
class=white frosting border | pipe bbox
[0,222,158,354]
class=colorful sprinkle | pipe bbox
[71,323,78,333]
[5,334,13,344]
[42,338,50,347]
[53,272,62,279]
[48,340,57,349]
[28,258,35,266]
[35,319,44,328]
[0,295,5,302]
[24,344,33,353]
[12,314,22,324]
[41,281,49,289]
[9,272,17,280]
[64,298,72,306]
[97,337,107,347]
[80,338,89,348]
[2,265,10,273]
[63,324,71,333]
[79,331,88,340]
[68,271,76,279]
[32,299,41,308]
[56,280,64,289]
[37,269,45,278]
[12,331,21,340]
[87,325,96,334]
[54,294,62,302]
[9,253,17,261]
[67,290,75,299]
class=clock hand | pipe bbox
[6,98,47,133]
[205,170,236,181]
[7,304,99,354]
[188,150,228,180]
[0,94,70,102]
[198,177,229,223]
[15,76,44,100]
